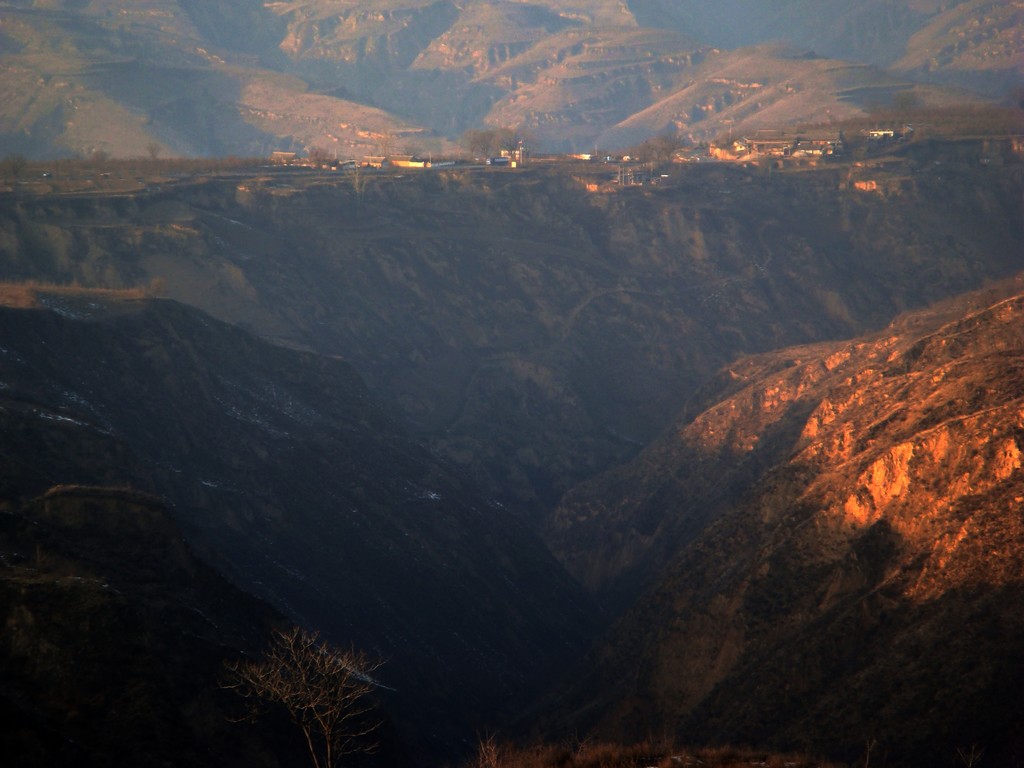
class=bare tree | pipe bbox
[348,164,370,204]
[307,146,332,168]
[224,626,384,768]
[460,128,496,159]
[375,131,395,160]
[957,743,984,767]
[496,127,519,155]
[459,127,530,160]
[472,732,506,768]
[862,735,878,768]
[634,134,679,168]
[498,126,532,163]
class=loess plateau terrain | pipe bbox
[0,0,1019,158]
[0,135,1023,767]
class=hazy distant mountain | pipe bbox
[536,277,1024,767]
[0,0,432,159]
[628,0,1019,71]
[0,0,1017,158]
[590,42,970,150]
[891,0,1024,97]
[626,0,1022,106]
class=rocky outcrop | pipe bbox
[275,0,460,70]
[536,278,1024,766]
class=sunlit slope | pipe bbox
[892,0,1024,97]
[626,0,1021,105]
[0,0,437,158]
[539,277,1024,767]
[593,43,983,148]
[2,0,1015,158]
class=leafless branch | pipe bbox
[224,626,384,768]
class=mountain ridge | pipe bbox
[1,0,1017,158]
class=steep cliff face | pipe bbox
[538,278,1024,766]
[275,0,460,72]
[546,280,1024,602]
[3,155,1023,517]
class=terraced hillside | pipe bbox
[1,0,1017,158]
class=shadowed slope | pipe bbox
[0,294,599,760]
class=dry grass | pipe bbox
[0,282,40,308]
[0,280,160,309]
[464,737,844,768]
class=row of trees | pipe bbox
[0,152,270,186]
[4,127,687,179]
[459,127,529,159]
[629,134,682,166]
[458,128,684,165]
[1,145,162,177]
[456,128,691,168]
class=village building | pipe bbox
[715,130,842,160]
[389,155,431,168]
[793,132,842,156]
[269,151,298,165]
[745,131,796,157]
